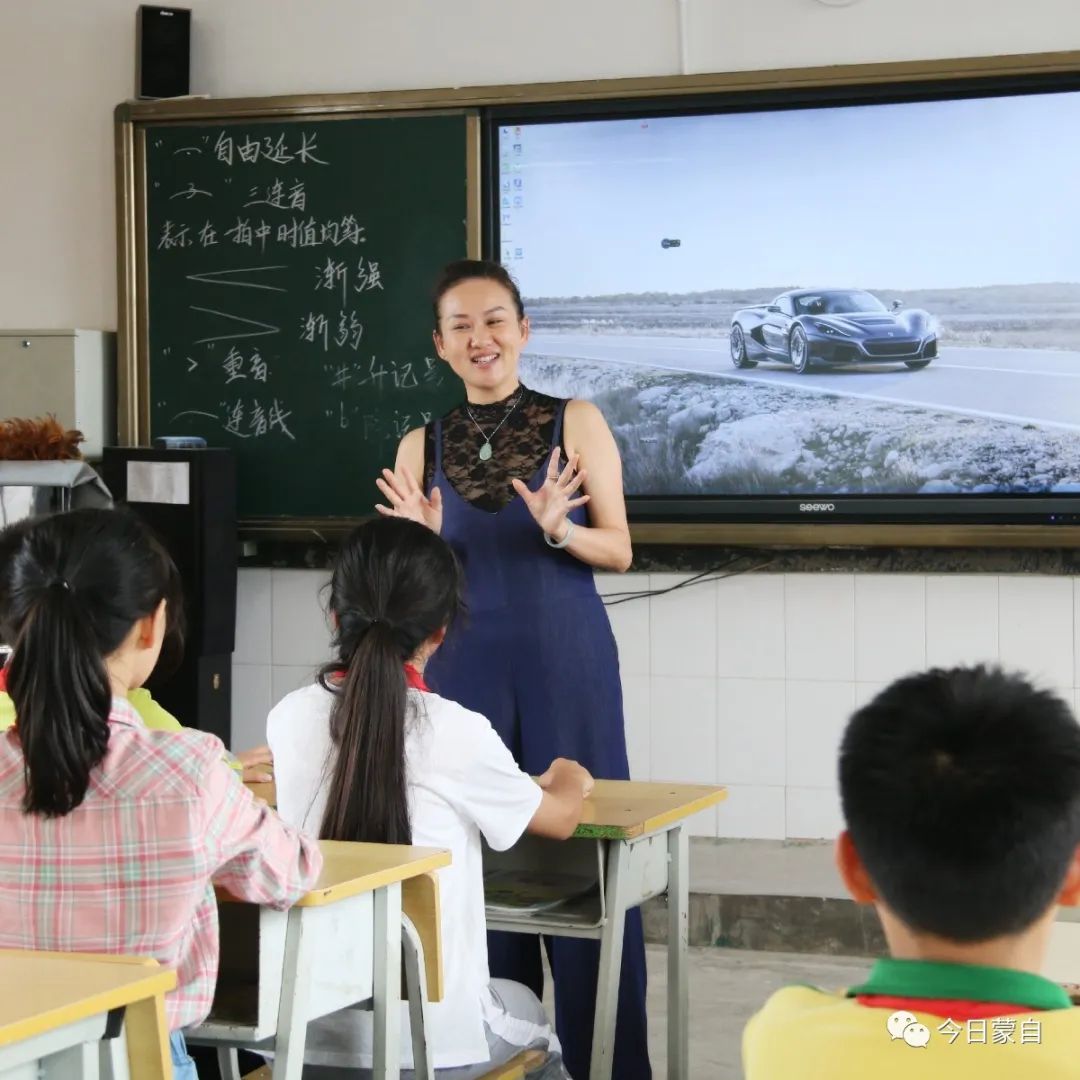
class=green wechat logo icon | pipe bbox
[888,1010,931,1048]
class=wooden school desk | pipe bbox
[189,839,450,1080]
[483,780,727,1080]
[0,949,175,1080]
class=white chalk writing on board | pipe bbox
[314,256,385,304]
[158,221,192,249]
[221,397,296,441]
[152,123,455,461]
[214,131,329,167]
[244,179,306,211]
[170,181,212,201]
[221,346,268,384]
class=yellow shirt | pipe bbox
[744,959,1080,1080]
[0,687,180,733]
[0,686,242,770]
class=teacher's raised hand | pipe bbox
[375,465,443,533]
[511,447,589,543]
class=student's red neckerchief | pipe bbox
[855,994,1042,1020]
[0,667,7,693]
[332,664,430,692]
[403,663,430,691]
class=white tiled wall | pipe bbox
[231,569,330,752]
[232,567,1080,841]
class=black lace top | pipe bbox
[424,385,561,512]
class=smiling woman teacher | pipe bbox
[376,259,650,1080]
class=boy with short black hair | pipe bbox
[744,665,1080,1078]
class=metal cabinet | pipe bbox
[0,330,116,458]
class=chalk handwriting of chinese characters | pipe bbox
[422,357,445,385]
[323,405,433,439]
[314,257,385,305]
[214,131,328,167]
[320,355,420,391]
[221,346,269,385]
[154,123,451,461]
[299,311,366,352]
[157,221,192,250]
[161,215,366,253]
[170,181,212,201]
[221,397,296,441]
[244,179,306,212]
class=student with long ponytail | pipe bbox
[269,517,591,1078]
[0,515,275,784]
[0,508,322,1080]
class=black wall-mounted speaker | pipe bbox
[136,5,191,100]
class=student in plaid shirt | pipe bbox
[0,509,322,1079]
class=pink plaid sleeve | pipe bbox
[200,758,322,907]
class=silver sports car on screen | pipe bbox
[730,289,938,374]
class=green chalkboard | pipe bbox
[143,114,469,518]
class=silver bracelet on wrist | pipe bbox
[544,519,576,549]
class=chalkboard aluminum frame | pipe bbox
[116,50,1080,549]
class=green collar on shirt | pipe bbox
[847,957,1072,1011]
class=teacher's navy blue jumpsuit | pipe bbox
[425,404,651,1080]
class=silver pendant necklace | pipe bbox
[466,389,524,462]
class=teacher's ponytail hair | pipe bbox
[0,508,181,816]
[318,518,464,845]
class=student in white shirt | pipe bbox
[268,517,593,1078]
